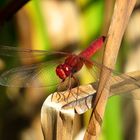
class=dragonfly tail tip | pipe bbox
[102,36,106,42]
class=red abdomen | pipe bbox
[80,36,105,59]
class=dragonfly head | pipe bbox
[56,64,72,80]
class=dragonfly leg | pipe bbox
[51,89,61,102]
[72,78,91,110]
[54,80,65,102]
[71,75,80,106]
[64,74,73,102]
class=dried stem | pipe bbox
[41,70,140,140]
[84,0,136,139]
[41,95,75,140]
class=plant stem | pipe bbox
[84,0,136,139]
[0,0,30,26]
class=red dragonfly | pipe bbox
[0,36,105,87]
[0,36,139,100]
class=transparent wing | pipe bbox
[0,61,63,88]
[82,57,140,99]
[0,46,71,88]
[0,45,70,59]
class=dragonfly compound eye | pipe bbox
[63,64,72,76]
[56,64,67,80]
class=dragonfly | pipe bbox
[0,36,140,101]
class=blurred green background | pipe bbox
[0,0,139,140]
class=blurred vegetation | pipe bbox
[0,0,138,140]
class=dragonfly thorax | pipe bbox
[56,55,84,80]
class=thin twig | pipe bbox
[84,0,136,139]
